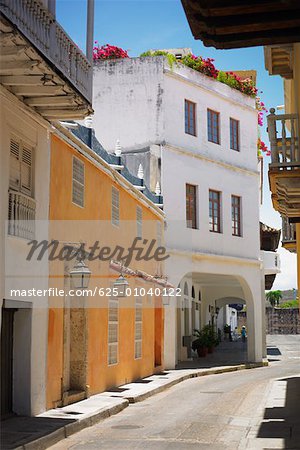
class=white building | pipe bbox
[0,0,93,416]
[92,50,279,368]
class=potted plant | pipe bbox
[201,324,217,353]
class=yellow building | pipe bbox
[47,125,165,409]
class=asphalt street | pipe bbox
[49,335,300,450]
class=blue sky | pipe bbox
[56,0,296,290]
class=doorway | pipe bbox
[1,308,16,418]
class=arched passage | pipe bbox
[171,272,263,366]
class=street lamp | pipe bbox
[69,258,91,289]
[113,274,129,297]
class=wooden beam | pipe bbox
[0,46,28,57]
[25,95,76,106]
[12,85,64,96]
[38,108,89,119]
[0,75,45,85]
[0,60,39,73]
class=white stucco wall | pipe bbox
[0,90,50,415]
[92,55,265,368]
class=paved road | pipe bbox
[50,335,300,450]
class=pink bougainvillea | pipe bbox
[93,43,129,61]
[257,138,271,157]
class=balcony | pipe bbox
[0,0,93,120]
[260,250,281,276]
[281,217,297,253]
[8,190,35,240]
[267,109,300,220]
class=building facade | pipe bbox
[0,0,93,416]
[46,125,165,409]
[92,53,270,367]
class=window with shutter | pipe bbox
[134,296,143,359]
[108,298,119,365]
[72,157,84,207]
[111,187,120,226]
[136,206,142,238]
[9,138,33,196]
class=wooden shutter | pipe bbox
[9,139,20,190]
[20,144,33,196]
[111,187,120,226]
[72,157,84,207]
[108,298,119,365]
[137,206,142,238]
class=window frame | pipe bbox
[184,99,197,137]
[231,195,242,237]
[207,108,220,144]
[209,189,222,233]
[108,297,119,366]
[186,183,198,229]
[230,118,240,151]
[72,155,85,208]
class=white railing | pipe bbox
[1,0,92,103]
[8,190,36,240]
[282,217,296,244]
[267,108,300,169]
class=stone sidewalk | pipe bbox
[1,341,265,450]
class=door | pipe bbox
[1,308,16,418]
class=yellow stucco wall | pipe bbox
[47,133,164,409]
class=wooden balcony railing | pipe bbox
[267,108,300,170]
[8,190,36,240]
[1,0,92,103]
[281,217,296,245]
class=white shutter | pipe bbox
[9,139,20,190]
[21,144,33,196]
[111,187,119,226]
[72,157,84,207]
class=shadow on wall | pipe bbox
[257,376,300,447]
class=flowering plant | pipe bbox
[257,138,271,157]
[93,43,129,61]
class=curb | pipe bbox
[13,361,268,449]
[124,362,268,403]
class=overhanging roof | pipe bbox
[181,0,300,49]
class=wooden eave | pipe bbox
[269,170,300,220]
[181,0,300,49]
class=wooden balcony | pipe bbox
[281,217,296,253]
[0,0,93,120]
[8,190,36,240]
[267,109,300,221]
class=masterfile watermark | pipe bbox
[26,237,169,265]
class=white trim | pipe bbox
[165,143,259,177]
